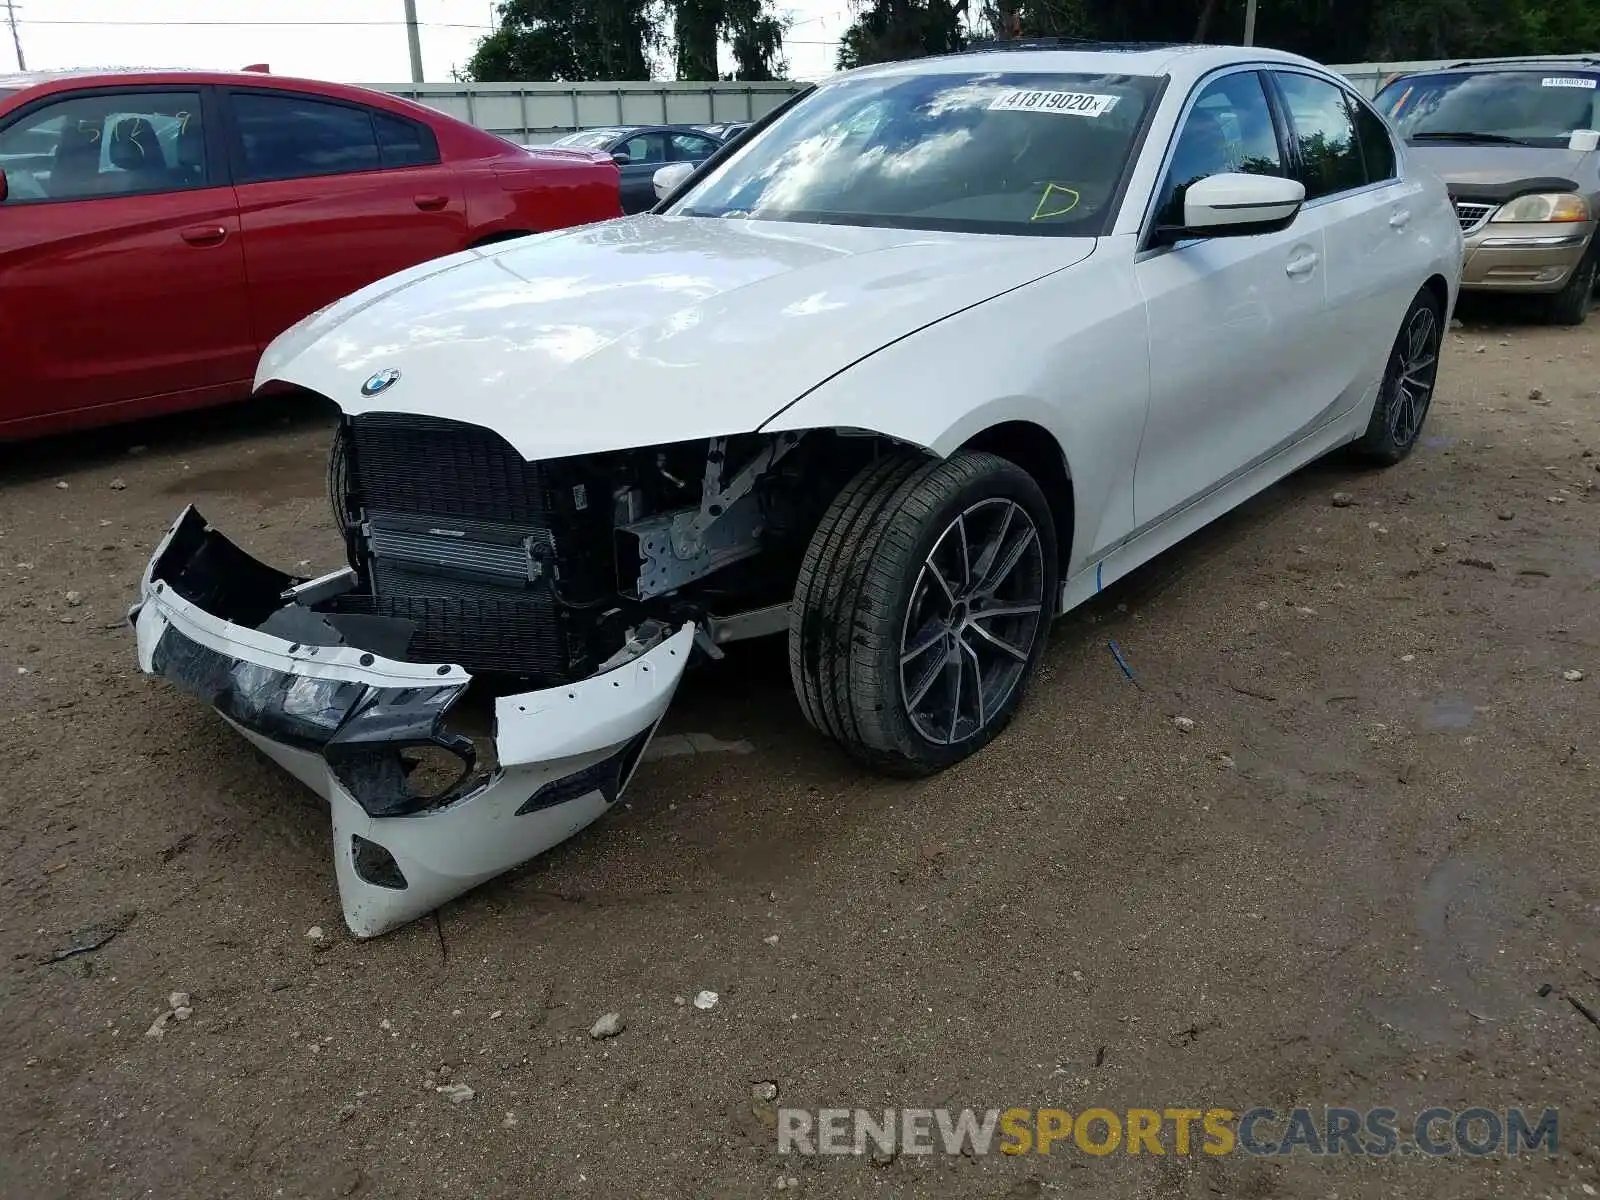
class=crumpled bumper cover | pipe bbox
[131,507,693,938]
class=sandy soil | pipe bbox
[2,305,1598,1200]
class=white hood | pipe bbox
[258,215,1096,460]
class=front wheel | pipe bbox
[789,450,1058,776]
[1351,287,1443,466]
[1542,251,1596,326]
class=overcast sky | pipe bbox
[2,0,852,83]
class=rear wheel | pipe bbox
[1542,251,1596,326]
[1351,288,1442,466]
[789,450,1058,776]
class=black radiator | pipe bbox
[336,413,611,682]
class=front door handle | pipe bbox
[179,225,228,247]
[413,194,449,212]
[1285,250,1320,278]
[1389,208,1412,230]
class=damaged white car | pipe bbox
[132,44,1460,937]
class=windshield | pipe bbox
[671,69,1162,236]
[1377,69,1600,147]
[553,130,619,149]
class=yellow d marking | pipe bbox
[1032,183,1080,221]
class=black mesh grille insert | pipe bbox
[340,413,585,681]
[347,412,553,524]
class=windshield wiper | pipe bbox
[1411,131,1532,146]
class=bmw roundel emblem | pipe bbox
[361,368,401,397]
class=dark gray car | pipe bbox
[551,124,723,213]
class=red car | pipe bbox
[0,68,622,440]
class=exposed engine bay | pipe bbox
[256,415,894,685]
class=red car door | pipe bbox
[0,86,253,434]
[225,88,468,351]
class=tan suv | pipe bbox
[1376,58,1600,324]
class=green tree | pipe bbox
[836,0,968,70]
[673,0,789,82]
[461,0,659,82]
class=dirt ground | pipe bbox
[2,304,1598,1200]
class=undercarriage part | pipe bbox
[705,603,790,646]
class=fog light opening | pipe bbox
[400,744,474,802]
[352,835,408,890]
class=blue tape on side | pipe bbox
[1096,561,1103,593]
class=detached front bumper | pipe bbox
[131,507,693,938]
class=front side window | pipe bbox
[0,90,204,203]
[1156,72,1283,225]
[1377,69,1600,148]
[618,132,667,164]
[671,69,1162,236]
[1273,72,1366,200]
[232,92,380,182]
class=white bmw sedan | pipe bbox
[133,44,1462,935]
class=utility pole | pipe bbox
[403,0,424,82]
[5,0,25,72]
[1243,0,1258,46]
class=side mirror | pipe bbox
[1177,172,1306,237]
[611,150,631,166]
[653,161,695,201]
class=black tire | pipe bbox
[1351,287,1444,466]
[1542,251,1596,326]
[789,450,1059,776]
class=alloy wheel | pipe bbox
[1385,304,1439,446]
[899,497,1046,746]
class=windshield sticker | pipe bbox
[1543,76,1598,89]
[989,90,1120,117]
[1032,183,1081,220]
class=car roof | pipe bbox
[835,41,1324,86]
[1395,56,1600,76]
[0,66,437,107]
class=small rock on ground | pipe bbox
[1563,669,1586,682]
[693,990,720,1010]
[589,1012,626,1040]
[1172,716,1196,733]
[436,1083,475,1104]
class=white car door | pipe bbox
[1132,69,1328,528]
[1268,69,1425,419]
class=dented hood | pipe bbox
[257,214,1095,460]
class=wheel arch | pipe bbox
[1421,272,1450,315]
[955,420,1076,570]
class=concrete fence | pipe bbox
[362,53,1599,141]
[364,80,807,144]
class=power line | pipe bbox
[16,18,494,29]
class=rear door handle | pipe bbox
[1389,208,1412,230]
[413,194,449,211]
[179,225,228,247]
[1285,250,1320,278]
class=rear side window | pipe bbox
[374,111,438,168]
[1350,96,1397,183]
[232,92,379,182]
[1272,71,1366,200]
